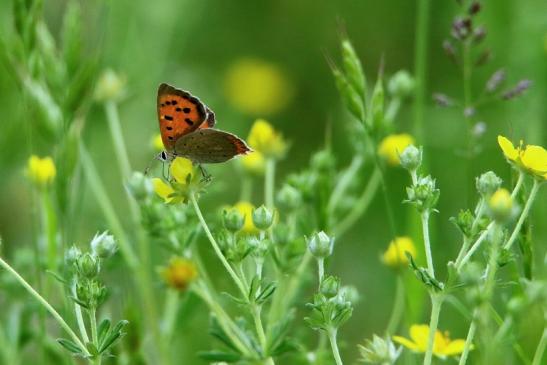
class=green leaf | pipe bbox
[97,319,111,344]
[57,338,83,354]
[256,282,276,304]
[86,342,99,357]
[46,270,67,285]
[198,350,242,363]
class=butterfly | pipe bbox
[155,83,251,164]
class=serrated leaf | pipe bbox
[57,338,83,354]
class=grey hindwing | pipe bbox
[174,128,249,164]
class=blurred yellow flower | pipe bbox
[232,201,258,234]
[152,133,164,152]
[160,257,198,291]
[488,188,513,221]
[498,135,547,180]
[248,119,287,159]
[224,58,293,115]
[393,324,467,359]
[27,155,56,186]
[152,157,196,203]
[378,134,415,166]
[94,69,126,102]
[241,151,266,175]
[382,237,416,269]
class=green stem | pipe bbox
[532,326,547,365]
[161,290,179,340]
[0,256,89,356]
[190,193,247,297]
[459,309,478,365]
[72,284,90,343]
[104,101,132,179]
[328,156,364,214]
[240,175,253,202]
[41,190,58,272]
[265,158,276,208]
[413,0,431,142]
[504,179,541,250]
[421,210,435,278]
[89,307,99,347]
[334,167,382,237]
[423,294,444,365]
[317,258,325,285]
[386,275,405,335]
[327,328,344,365]
[79,144,138,268]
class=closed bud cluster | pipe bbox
[405,176,440,213]
[90,231,117,259]
[252,205,274,230]
[476,171,502,197]
[320,275,340,298]
[127,172,154,201]
[388,70,415,98]
[276,184,302,210]
[400,145,422,172]
[76,253,100,279]
[307,231,335,259]
[223,208,245,232]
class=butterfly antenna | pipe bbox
[144,156,157,176]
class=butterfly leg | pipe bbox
[162,161,170,180]
[198,164,212,183]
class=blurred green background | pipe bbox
[0,0,546,363]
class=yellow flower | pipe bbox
[231,201,258,234]
[152,157,196,203]
[248,119,288,159]
[224,58,293,115]
[488,188,513,221]
[393,324,467,359]
[160,257,198,291]
[240,151,266,175]
[382,237,416,269]
[152,133,164,152]
[378,134,415,166]
[498,135,547,179]
[27,155,56,186]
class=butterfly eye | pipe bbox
[158,151,168,162]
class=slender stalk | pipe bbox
[190,193,247,297]
[459,309,478,365]
[413,0,431,141]
[386,275,405,335]
[504,180,541,250]
[421,210,434,278]
[0,256,89,356]
[328,156,364,214]
[240,175,253,202]
[327,328,344,365]
[317,258,325,284]
[79,145,138,268]
[104,101,132,180]
[423,294,443,365]
[334,167,382,237]
[265,158,276,208]
[89,307,99,348]
[532,326,547,365]
[41,190,58,272]
[72,284,90,343]
[161,290,179,339]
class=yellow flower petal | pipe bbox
[521,145,547,176]
[441,339,467,356]
[27,155,56,186]
[248,119,287,159]
[409,325,430,352]
[233,201,258,234]
[152,133,165,152]
[392,336,420,351]
[170,157,194,184]
[382,236,417,269]
[152,178,174,202]
[497,135,519,161]
[378,134,415,166]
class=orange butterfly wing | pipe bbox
[157,83,208,151]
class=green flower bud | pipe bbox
[248,236,269,258]
[341,39,366,98]
[388,70,415,98]
[476,171,502,197]
[340,285,360,305]
[358,335,402,365]
[320,275,340,298]
[308,231,334,258]
[277,184,302,210]
[90,231,117,259]
[400,145,422,172]
[76,253,100,279]
[488,188,513,222]
[406,175,439,212]
[94,69,126,102]
[223,208,245,232]
[127,172,153,201]
[65,245,82,266]
[252,205,274,230]
[451,209,475,238]
[311,149,335,172]
[507,296,526,314]
[76,279,107,308]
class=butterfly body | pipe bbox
[156,83,250,164]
